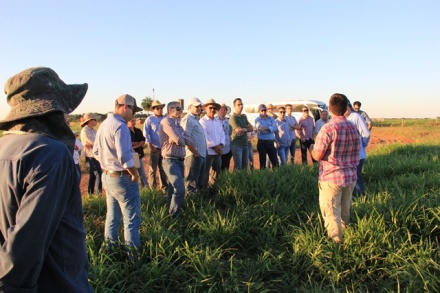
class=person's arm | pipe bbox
[116,126,139,182]
[268,118,278,133]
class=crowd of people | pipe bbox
[0,66,373,291]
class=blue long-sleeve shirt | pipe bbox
[143,115,164,149]
[255,115,277,140]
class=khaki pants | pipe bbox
[318,181,356,242]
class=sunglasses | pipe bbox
[260,109,267,112]
[155,107,163,110]
[303,109,308,112]
[174,107,182,111]
[279,111,286,114]
[208,107,217,110]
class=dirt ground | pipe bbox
[79,132,401,196]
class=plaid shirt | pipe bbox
[313,116,360,186]
[159,116,194,159]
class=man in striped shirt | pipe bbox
[159,101,199,218]
[311,93,360,244]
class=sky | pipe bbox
[1,0,439,119]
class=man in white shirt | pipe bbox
[314,109,329,135]
[200,99,225,188]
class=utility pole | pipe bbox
[152,88,155,100]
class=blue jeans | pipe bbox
[149,149,168,189]
[355,158,365,195]
[138,157,149,188]
[277,145,290,165]
[184,155,206,192]
[247,142,254,169]
[231,144,248,170]
[203,154,222,187]
[289,139,297,164]
[103,173,141,248]
[86,157,102,194]
[163,158,186,217]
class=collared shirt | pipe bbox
[93,113,135,171]
[180,112,207,158]
[0,133,92,292]
[200,115,226,156]
[275,118,292,146]
[348,112,370,160]
[296,116,315,139]
[80,125,97,157]
[358,110,372,126]
[143,115,164,148]
[314,118,329,135]
[159,116,194,158]
[217,116,231,154]
[314,116,360,186]
[255,115,277,140]
[229,113,250,146]
[285,114,298,140]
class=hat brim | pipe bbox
[150,103,165,110]
[0,83,88,130]
[203,102,221,110]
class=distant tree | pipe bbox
[141,96,153,114]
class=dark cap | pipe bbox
[0,67,88,130]
[258,104,267,111]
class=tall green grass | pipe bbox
[83,140,440,292]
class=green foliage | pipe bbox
[84,142,440,292]
[142,96,153,112]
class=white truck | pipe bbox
[243,99,328,126]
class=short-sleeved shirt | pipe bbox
[313,116,360,186]
[229,113,250,146]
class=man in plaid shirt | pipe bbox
[310,93,360,244]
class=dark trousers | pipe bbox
[299,138,317,165]
[355,158,365,195]
[221,150,233,171]
[257,140,279,169]
[86,156,102,194]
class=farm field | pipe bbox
[81,119,440,292]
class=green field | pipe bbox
[81,120,440,292]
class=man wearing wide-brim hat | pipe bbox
[93,94,143,252]
[200,99,225,188]
[80,112,102,195]
[0,67,93,291]
[143,99,168,190]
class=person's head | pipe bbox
[329,93,349,116]
[278,106,286,119]
[353,101,362,112]
[267,103,274,112]
[321,109,329,121]
[302,106,309,117]
[285,104,293,115]
[233,98,243,114]
[258,104,267,118]
[203,99,220,119]
[218,103,231,119]
[0,66,87,131]
[150,100,165,117]
[167,101,182,119]
[81,112,100,128]
[127,117,136,128]
[188,97,203,116]
[114,94,143,122]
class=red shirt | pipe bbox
[313,116,360,186]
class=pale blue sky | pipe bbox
[1,0,439,118]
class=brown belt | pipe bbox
[104,170,129,177]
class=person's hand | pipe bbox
[150,144,157,153]
[274,141,279,149]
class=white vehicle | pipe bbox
[243,100,328,126]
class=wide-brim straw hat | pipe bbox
[150,100,165,110]
[0,67,87,130]
[81,112,100,127]
[203,98,220,110]
[219,103,231,114]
